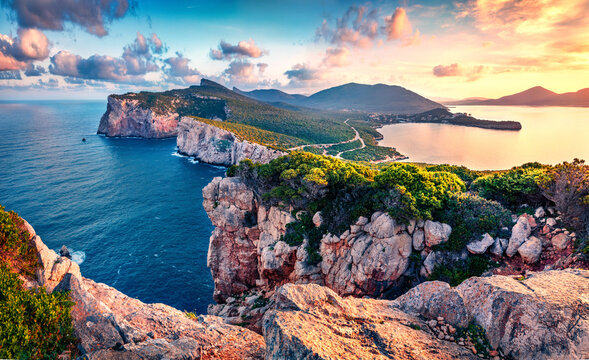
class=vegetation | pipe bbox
[325,140,362,155]
[340,145,403,162]
[537,159,589,230]
[471,163,546,208]
[0,206,78,359]
[428,255,491,286]
[435,194,512,251]
[425,164,484,185]
[190,116,304,149]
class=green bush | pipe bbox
[471,163,547,207]
[425,164,482,185]
[0,265,77,359]
[435,194,512,251]
[375,163,465,219]
[428,255,491,286]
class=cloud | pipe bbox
[2,0,133,37]
[48,32,163,83]
[322,47,350,67]
[315,5,379,48]
[210,39,266,60]
[433,63,485,81]
[257,63,268,75]
[433,63,462,77]
[163,52,202,84]
[384,8,411,40]
[317,5,422,49]
[23,63,45,76]
[284,63,324,82]
[0,69,21,79]
[122,32,162,75]
[0,28,49,70]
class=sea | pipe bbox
[0,100,225,314]
[378,105,589,170]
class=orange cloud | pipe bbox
[384,8,411,40]
[323,47,350,67]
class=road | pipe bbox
[287,119,365,158]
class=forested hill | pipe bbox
[235,82,445,114]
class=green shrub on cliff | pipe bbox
[375,163,466,220]
[435,194,512,251]
[0,206,78,359]
[471,163,547,207]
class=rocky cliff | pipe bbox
[16,213,589,359]
[177,117,285,166]
[97,95,180,138]
[203,176,451,305]
[21,219,266,359]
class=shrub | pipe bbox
[538,159,589,230]
[471,163,547,207]
[425,164,482,185]
[0,206,38,276]
[435,194,512,251]
[375,163,465,219]
[0,266,77,359]
[428,255,491,286]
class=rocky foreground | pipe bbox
[19,211,589,359]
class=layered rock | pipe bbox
[204,176,452,305]
[395,269,589,360]
[97,95,180,138]
[23,219,266,359]
[177,117,285,166]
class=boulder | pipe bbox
[412,229,425,251]
[546,217,557,227]
[263,283,478,360]
[551,233,571,250]
[396,269,589,360]
[489,237,504,257]
[423,220,452,247]
[506,215,532,257]
[466,233,494,254]
[312,212,323,227]
[534,207,546,218]
[517,236,542,263]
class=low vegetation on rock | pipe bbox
[0,206,77,359]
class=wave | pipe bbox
[70,250,86,265]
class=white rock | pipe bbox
[312,212,323,227]
[466,233,495,254]
[506,215,532,257]
[412,229,425,251]
[423,221,452,247]
[551,233,571,250]
[546,218,557,227]
[489,238,504,257]
[518,236,542,263]
[534,207,546,219]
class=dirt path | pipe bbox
[288,119,365,158]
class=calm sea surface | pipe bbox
[378,106,589,170]
[0,101,224,313]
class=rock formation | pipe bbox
[176,117,285,166]
[22,219,265,359]
[203,176,452,305]
[97,95,180,138]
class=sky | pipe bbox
[1,0,588,100]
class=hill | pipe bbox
[236,82,444,114]
[233,87,307,104]
[447,86,589,107]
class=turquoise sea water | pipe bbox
[0,101,225,313]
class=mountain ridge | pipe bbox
[447,86,589,107]
[236,82,445,114]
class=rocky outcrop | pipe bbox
[204,176,452,306]
[24,219,266,359]
[177,117,285,166]
[262,283,479,360]
[97,96,180,138]
[395,269,589,360]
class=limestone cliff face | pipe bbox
[177,117,285,166]
[97,96,180,138]
[203,176,451,304]
[22,219,265,359]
